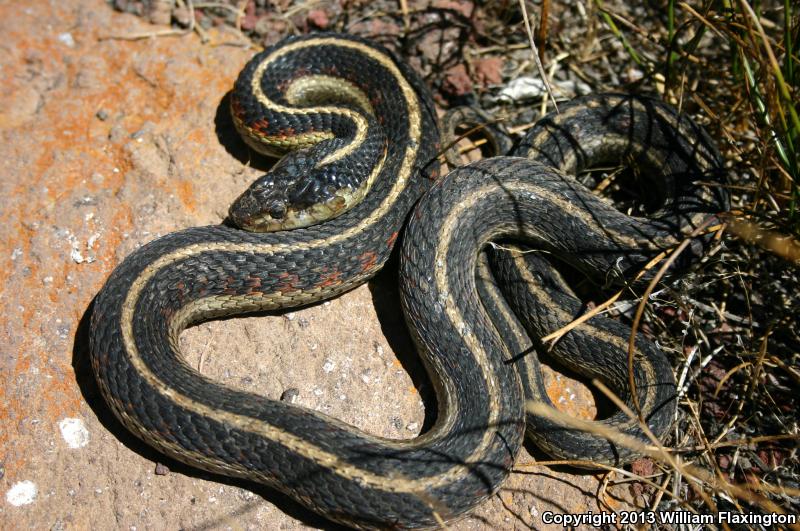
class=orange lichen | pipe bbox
[541,366,597,420]
[176,180,197,212]
[0,1,244,483]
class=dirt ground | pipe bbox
[0,1,634,529]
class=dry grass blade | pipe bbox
[737,0,800,136]
[516,0,558,112]
[535,0,550,64]
[626,217,721,418]
[679,2,726,39]
[437,118,507,166]
[726,217,800,262]
[541,221,725,346]
[713,361,752,398]
[516,459,701,514]
[100,0,199,42]
[399,0,410,32]
[675,433,800,452]
[526,401,797,523]
[539,252,666,345]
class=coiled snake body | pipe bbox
[90,33,728,528]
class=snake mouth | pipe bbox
[230,190,352,232]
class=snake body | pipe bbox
[488,95,729,461]
[90,33,727,528]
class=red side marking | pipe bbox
[427,146,442,181]
[245,276,262,295]
[223,275,239,295]
[358,251,378,274]
[252,118,270,133]
[157,420,174,438]
[173,280,188,306]
[232,96,269,134]
[275,271,301,292]
[318,269,343,289]
[230,97,246,121]
[386,231,399,248]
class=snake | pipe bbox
[89,33,729,529]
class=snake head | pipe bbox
[229,176,290,231]
[229,150,350,232]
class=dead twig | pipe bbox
[100,0,200,42]
[626,216,721,419]
[725,216,800,262]
[516,0,558,113]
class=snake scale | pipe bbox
[89,33,728,528]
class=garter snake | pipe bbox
[89,33,728,529]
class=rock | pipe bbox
[416,27,462,64]
[432,0,474,18]
[474,56,504,87]
[147,0,174,26]
[443,63,473,97]
[173,5,191,27]
[254,14,287,41]
[306,9,329,29]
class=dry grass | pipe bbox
[512,0,799,523]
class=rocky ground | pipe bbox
[0,1,638,529]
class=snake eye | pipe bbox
[269,203,287,219]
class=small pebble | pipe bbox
[173,6,191,26]
[58,418,90,449]
[253,16,272,37]
[155,463,169,475]
[57,32,75,48]
[280,388,299,403]
[6,481,37,506]
[306,9,329,29]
